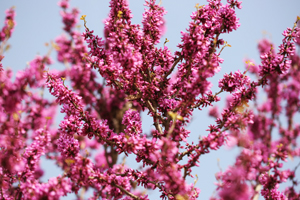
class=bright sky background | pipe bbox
[1,0,300,199]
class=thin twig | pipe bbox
[145,100,164,135]
[164,55,182,79]
[111,182,141,200]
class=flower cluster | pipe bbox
[0,7,15,42]
[1,0,300,199]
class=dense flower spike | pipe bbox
[142,0,167,45]
[20,176,72,200]
[1,0,300,199]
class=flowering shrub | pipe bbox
[0,0,300,199]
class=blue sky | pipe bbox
[1,0,300,199]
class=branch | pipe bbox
[192,88,224,109]
[111,182,141,200]
[164,55,182,79]
[145,100,164,135]
[89,175,142,200]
